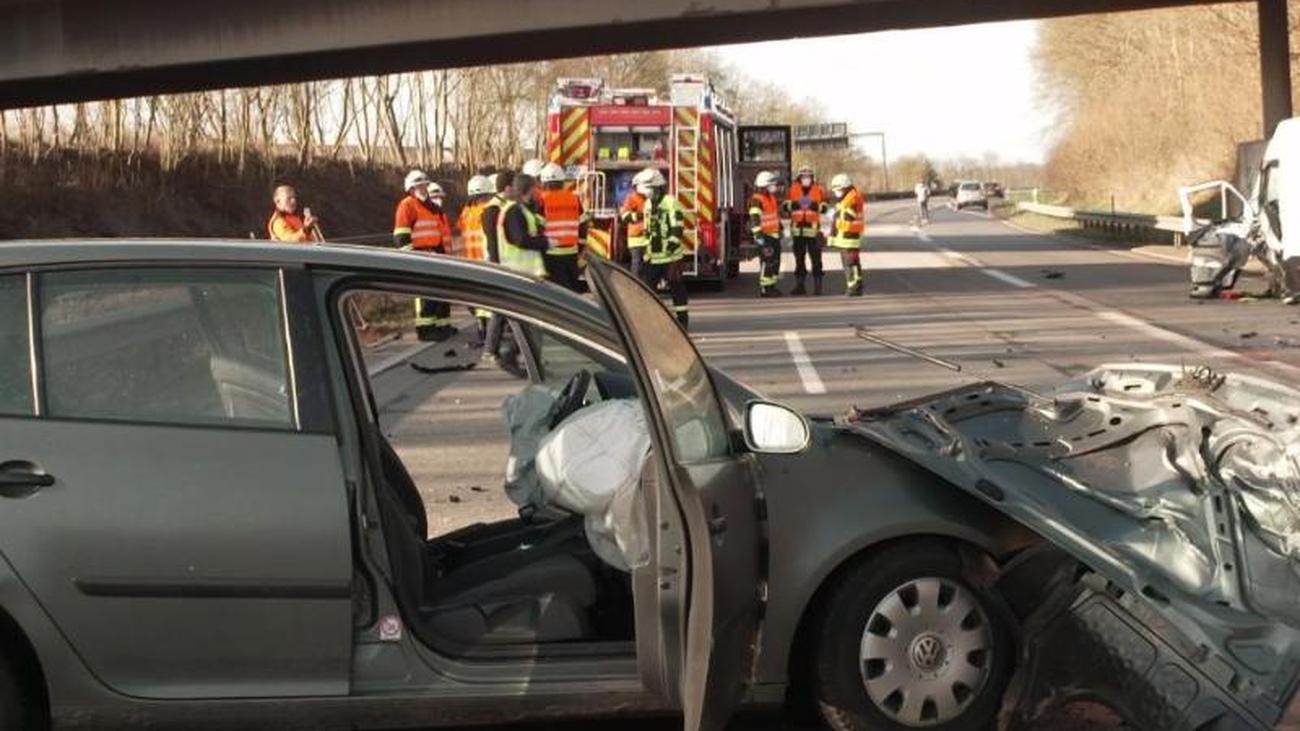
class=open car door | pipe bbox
[586,258,765,731]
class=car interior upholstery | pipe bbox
[373,402,637,651]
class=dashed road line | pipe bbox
[783,331,827,394]
[916,226,1300,379]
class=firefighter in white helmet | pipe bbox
[829,173,866,297]
[783,165,830,295]
[537,162,586,292]
[620,168,660,282]
[749,170,784,297]
[638,167,690,328]
[394,170,455,339]
[521,159,547,209]
[459,174,494,343]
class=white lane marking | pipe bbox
[980,268,1037,289]
[1095,310,1241,362]
[927,213,1300,379]
[784,331,827,394]
[932,243,1036,289]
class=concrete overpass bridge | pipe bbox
[0,0,1292,133]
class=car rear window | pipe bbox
[39,268,294,429]
[960,182,981,191]
[0,275,33,416]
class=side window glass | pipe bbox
[531,325,626,389]
[601,270,730,463]
[1262,162,1283,239]
[0,275,33,416]
[40,268,294,429]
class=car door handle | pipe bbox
[0,461,55,497]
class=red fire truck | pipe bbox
[546,75,783,288]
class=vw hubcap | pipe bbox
[859,577,993,727]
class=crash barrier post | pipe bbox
[1016,201,1205,248]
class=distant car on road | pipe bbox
[983,181,1005,198]
[955,180,989,210]
[0,243,1292,731]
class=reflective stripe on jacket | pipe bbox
[830,188,866,249]
[540,188,584,256]
[748,192,781,237]
[497,201,546,276]
[646,194,685,264]
[394,195,448,251]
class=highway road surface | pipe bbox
[364,198,1299,731]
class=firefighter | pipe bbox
[620,170,654,282]
[829,173,866,297]
[267,184,321,243]
[639,168,690,328]
[750,171,784,297]
[458,175,491,263]
[538,162,586,292]
[394,170,455,340]
[459,174,493,343]
[782,166,829,295]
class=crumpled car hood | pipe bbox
[844,363,1300,721]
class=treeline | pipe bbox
[0,49,824,180]
[1036,2,1300,213]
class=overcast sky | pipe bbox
[713,20,1055,164]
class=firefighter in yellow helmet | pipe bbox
[638,167,689,328]
[829,173,866,296]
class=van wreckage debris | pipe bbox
[845,330,1300,730]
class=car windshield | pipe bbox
[960,182,980,190]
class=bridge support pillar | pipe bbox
[1259,0,1293,136]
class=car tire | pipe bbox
[811,542,1013,731]
[0,653,31,731]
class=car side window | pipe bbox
[0,275,33,416]
[40,268,294,429]
[601,271,730,463]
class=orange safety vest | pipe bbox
[786,182,827,236]
[749,192,781,236]
[539,188,583,256]
[394,194,449,251]
[620,191,648,248]
[831,188,866,249]
[267,210,316,242]
[457,202,488,261]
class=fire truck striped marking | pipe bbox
[561,108,590,166]
[698,119,715,224]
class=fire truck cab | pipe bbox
[545,75,742,287]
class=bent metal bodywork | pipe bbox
[847,363,1300,729]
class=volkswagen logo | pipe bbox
[909,634,947,672]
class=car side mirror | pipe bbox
[743,401,810,454]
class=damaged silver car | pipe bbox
[0,243,1296,731]
[849,362,1300,730]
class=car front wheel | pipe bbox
[0,653,29,731]
[812,542,1012,731]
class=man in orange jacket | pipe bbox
[750,171,784,297]
[782,166,830,295]
[394,169,455,341]
[537,162,587,292]
[267,185,321,243]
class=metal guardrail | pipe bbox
[1016,201,1205,246]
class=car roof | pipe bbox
[0,237,609,325]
